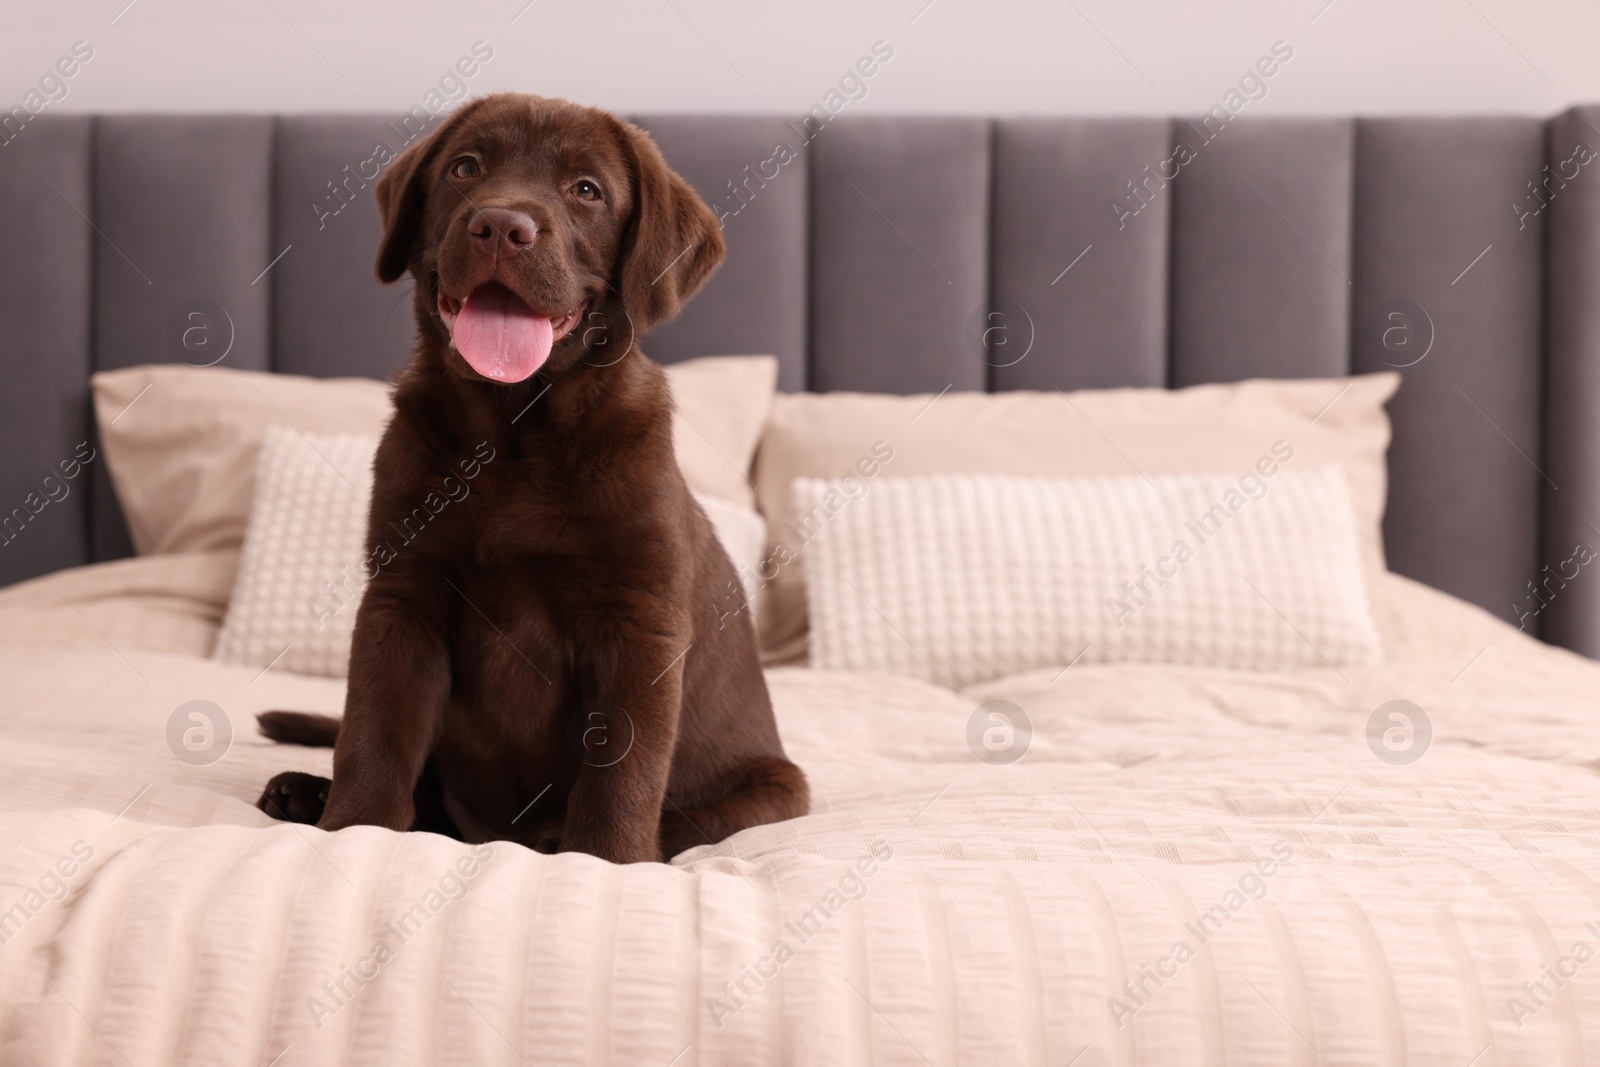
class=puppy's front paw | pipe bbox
[258,771,331,824]
[514,812,564,853]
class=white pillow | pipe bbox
[694,492,770,625]
[213,427,767,678]
[796,467,1382,687]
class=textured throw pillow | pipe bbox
[213,427,767,678]
[211,428,376,678]
[92,355,778,556]
[754,373,1399,664]
[796,467,1382,687]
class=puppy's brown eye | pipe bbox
[572,179,602,202]
[451,157,481,179]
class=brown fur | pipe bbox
[256,93,808,863]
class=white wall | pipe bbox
[2,0,1597,117]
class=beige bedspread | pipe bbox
[0,553,1597,1065]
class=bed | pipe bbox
[4,535,1600,1064]
[2,108,1600,1065]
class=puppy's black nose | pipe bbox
[468,208,537,253]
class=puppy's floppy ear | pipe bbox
[614,122,726,332]
[373,109,472,284]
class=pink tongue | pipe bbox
[452,285,553,382]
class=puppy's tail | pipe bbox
[257,711,341,748]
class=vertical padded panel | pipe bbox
[810,118,990,394]
[274,116,416,380]
[1352,118,1545,626]
[92,116,274,561]
[1170,118,1355,385]
[992,118,1171,391]
[93,117,274,371]
[1541,107,1600,654]
[630,116,808,392]
[0,117,93,586]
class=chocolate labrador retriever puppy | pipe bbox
[255,93,808,864]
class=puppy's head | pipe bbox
[375,93,724,384]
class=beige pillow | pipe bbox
[753,373,1400,664]
[92,355,778,557]
[662,353,777,510]
[92,365,391,556]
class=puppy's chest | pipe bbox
[408,453,569,544]
[415,454,671,575]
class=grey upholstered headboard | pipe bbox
[2,109,1599,657]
